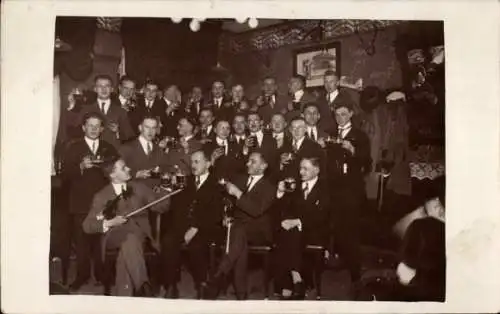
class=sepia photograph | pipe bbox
[49,16,446,302]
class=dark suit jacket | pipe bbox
[326,127,371,192]
[256,94,288,124]
[231,175,276,243]
[159,99,185,138]
[80,100,135,149]
[204,139,246,181]
[245,131,279,172]
[167,173,224,242]
[319,89,354,133]
[119,138,166,188]
[285,90,317,123]
[279,137,326,181]
[128,98,166,135]
[275,178,331,246]
[62,138,119,215]
[208,96,234,122]
[82,180,170,256]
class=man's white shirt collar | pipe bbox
[273,132,284,140]
[84,136,99,153]
[112,182,127,196]
[302,176,318,193]
[97,98,111,114]
[118,95,128,105]
[138,135,153,154]
[294,90,304,101]
[196,172,210,188]
[328,89,339,102]
[251,129,264,146]
[246,174,264,192]
[293,136,306,150]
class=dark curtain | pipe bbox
[55,17,97,81]
[121,18,223,93]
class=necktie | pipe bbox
[303,182,309,200]
[244,176,254,193]
[293,140,299,152]
[311,129,316,141]
[147,142,152,155]
[121,184,127,196]
[92,140,96,154]
[338,127,343,140]
[327,93,331,104]
[195,176,200,189]
[100,102,106,114]
[223,140,228,155]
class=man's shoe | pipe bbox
[291,281,306,300]
[203,274,225,300]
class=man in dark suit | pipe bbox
[255,76,288,124]
[80,75,135,149]
[207,80,233,121]
[160,85,185,138]
[285,75,317,123]
[115,76,138,127]
[205,119,246,180]
[273,156,330,299]
[62,112,119,291]
[327,102,371,286]
[195,108,216,143]
[160,150,224,298]
[129,80,166,136]
[119,116,165,189]
[204,151,276,300]
[270,112,290,151]
[242,112,278,172]
[279,117,325,181]
[162,116,202,176]
[303,103,329,142]
[231,113,248,149]
[185,86,205,120]
[82,158,170,296]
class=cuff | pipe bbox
[277,191,285,199]
[103,220,111,233]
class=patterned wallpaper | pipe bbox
[219,22,405,100]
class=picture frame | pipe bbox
[293,42,341,89]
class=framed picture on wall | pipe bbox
[293,42,341,88]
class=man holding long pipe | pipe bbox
[82,157,174,297]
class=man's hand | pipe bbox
[280,152,292,166]
[184,227,198,245]
[281,219,301,231]
[136,169,151,179]
[104,215,128,230]
[211,147,225,163]
[225,181,243,199]
[108,122,119,133]
[317,137,326,148]
[80,156,95,171]
[222,216,233,227]
[166,103,180,115]
[277,181,286,193]
[341,140,355,155]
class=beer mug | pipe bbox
[284,177,296,193]
[176,174,187,189]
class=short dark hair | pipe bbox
[251,150,269,166]
[102,156,121,178]
[301,155,321,169]
[119,75,135,86]
[271,112,286,120]
[263,76,276,82]
[81,111,105,126]
[232,83,244,89]
[94,74,114,85]
[247,112,262,120]
[140,115,160,125]
[303,102,320,113]
[215,119,230,128]
[233,112,247,122]
[199,107,214,116]
[334,102,354,112]
[290,116,306,125]
[291,75,306,87]
[212,80,225,87]
[191,148,211,162]
[323,70,339,78]
[179,115,197,127]
[144,79,159,89]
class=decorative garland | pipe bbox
[220,19,406,54]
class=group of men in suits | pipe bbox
[59,69,373,299]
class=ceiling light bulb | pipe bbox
[171,17,183,24]
[190,19,200,32]
[235,17,247,24]
[248,18,258,29]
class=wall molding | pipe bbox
[220,19,407,54]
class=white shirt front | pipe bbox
[112,182,128,196]
[328,89,339,103]
[246,174,264,193]
[196,172,209,189]
[294,90,304,102]
[292,136,306,151]
[216,136,229,155]
[97,98,111,115]
[84,136,99,154]
[251,130,264,147]
[138,135,153,155]
[119,95,128,106]
[214,97,223,108]
[338,121,352,139]
[307,126,317,141]
[145,98,155,108]
[202,125,213,135]
[234,134,246,143]
[302,176,318,199]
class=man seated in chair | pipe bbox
[395,182,446,302]
[204,151,275,300]
[82,157,171,297]
[273,156,330,300]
